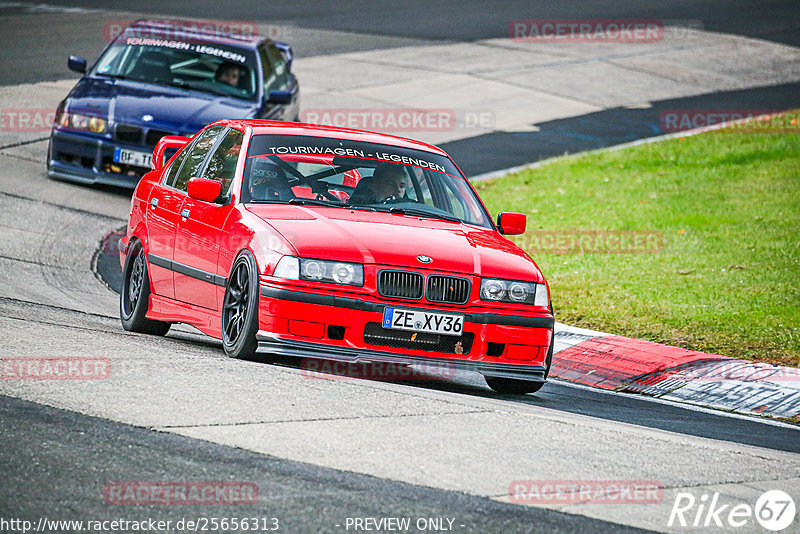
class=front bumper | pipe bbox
[257,284,554,380]
[47,130,153,188]
[256,336,549,382]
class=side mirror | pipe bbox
[266,90,292,104]
[187,177,222,203]
[152,135,192,170]
[68,55,87,74]
[497,212,526,235]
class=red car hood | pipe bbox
[245,205,543,281]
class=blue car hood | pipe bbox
[65,76,260,134]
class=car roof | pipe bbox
[215,120,451,157]
[122,19,265,48]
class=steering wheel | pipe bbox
[377,195,401,205]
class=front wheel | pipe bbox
[222,250,260,359]
[485,331,555,394]
[485,377,545,394]
[120,241,171,336]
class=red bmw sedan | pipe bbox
[119,119,554,393]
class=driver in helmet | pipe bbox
[349,163,407,204]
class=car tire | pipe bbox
[485,377,545,395]
[120,241,171,336]
[485,330,555,394]
[222,249,260,359]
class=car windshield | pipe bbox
[92,34,258,100]
[242,134,492,228]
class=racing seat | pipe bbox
[249,159,294,201]
[128,51,173,83]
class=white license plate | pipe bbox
[114,147,152,168]
[382,307,464,336]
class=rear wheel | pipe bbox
[120,241,171,336]
[222,250,260,359]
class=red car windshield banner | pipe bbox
[246,135,461,177]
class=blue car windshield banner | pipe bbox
[124,37,248,64]
[94,37,259,100]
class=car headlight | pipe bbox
[273,256,363,286]
[480,278,548,306]
[58,112,107,134]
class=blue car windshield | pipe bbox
[93,38,258,100]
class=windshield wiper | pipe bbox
[166,79,228,97]
[167,79,192,89]
[248,199,289,204]
[95,72,128,80]
[151,78,228,97]
[288,198,344,207]
[384,207,461,223]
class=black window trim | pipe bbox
[257,42,290,97]
[199,126,246,200]
[163,126,229,193]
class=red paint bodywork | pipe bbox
[153,135,192,171]
[187,177,222,203]
[497,212,527,236]
[120,120,554,377]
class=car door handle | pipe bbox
[150,198,159,208]
[181,208,190,219]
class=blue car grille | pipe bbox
[114,124,172,146]
[145,129,171,145]
[115,124,142,143]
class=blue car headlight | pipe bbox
[58,111,108,134]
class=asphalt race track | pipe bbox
[1,2,799,533]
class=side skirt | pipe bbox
[147,294,222,339]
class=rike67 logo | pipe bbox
[669,490,795,531]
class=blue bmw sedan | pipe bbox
[47,19,300,188]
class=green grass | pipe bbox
[476,119,800,367]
